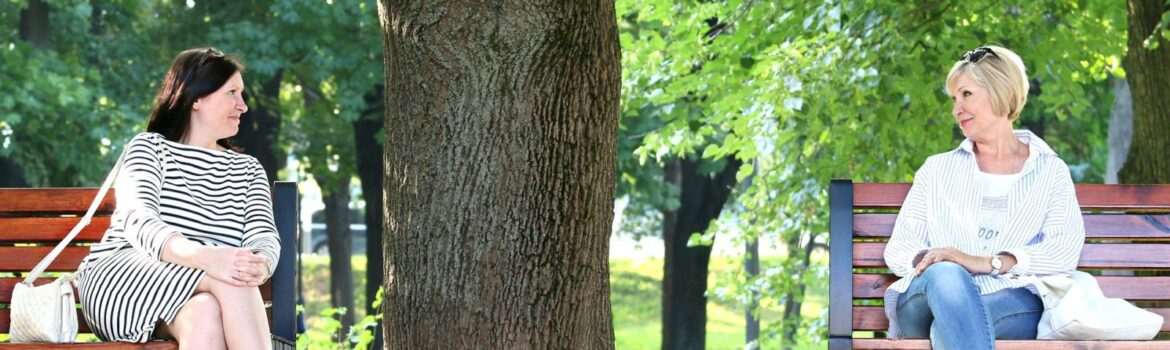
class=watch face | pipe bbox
[992,257,1003,269]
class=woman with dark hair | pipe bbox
[77,47,277,350]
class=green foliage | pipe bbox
[0,0,383,189]
[296,287,383,350]
[617,0,1127,347]
[299,254,382,350]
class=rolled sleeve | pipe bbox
[885,161,934,277]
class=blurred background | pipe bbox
[2,1,1167,349]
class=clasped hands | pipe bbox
[204,247,269,287]
[913,247,999,276]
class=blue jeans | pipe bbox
[895,262,1042,350]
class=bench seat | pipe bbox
[829,180,1170,349]
[0,183,298,348]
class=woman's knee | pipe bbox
[171,293,226,349]
[180,293,223,329]
[920,262,968,280]
[203,276,261,297]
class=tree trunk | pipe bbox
[744,238,760,349]
[1106,78,1133,184]
[1120,1,1170,183]
[325,176,355,337]
[18,0,50,49]
[662,157,741,350]
[0,156,29,187]
[236,71,286,181]
[782,233,816,345]
[354,85,385,349]
[5,0,51,187]
[378,1,619,348]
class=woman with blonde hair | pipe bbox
[882,46,1085,349]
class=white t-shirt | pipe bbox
[976,171,1023,252]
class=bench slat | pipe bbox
[0,277,274,303]
[853,274,1170,300]
[853,306,1170,332]
[854,242,1170,269]
[853,184,1170,210]
[0,217,111,242]
[0,247,88,272]
[854,213,1170,239]
[851,339,1170,350]
[0,189,116,214]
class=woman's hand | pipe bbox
[201,246,269,287]
[913,247,987,276]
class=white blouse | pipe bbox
[881,130,1086,338]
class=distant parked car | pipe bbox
[307,208,367,255]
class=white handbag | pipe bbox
[1036,270,1163,340]
[9,148,124,343]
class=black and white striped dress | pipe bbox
[76,132,281,342]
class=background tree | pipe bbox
[377,1,620,348]
[1120,0,1170,183]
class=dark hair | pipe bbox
[146,47,245,152]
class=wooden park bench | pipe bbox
[829,180,1170,349]
[0,182,299,349]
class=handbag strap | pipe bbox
[22,145,128,285]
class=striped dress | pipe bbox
[76,132,280,342]
[882,129,1085,338]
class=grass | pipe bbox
[301,254,827,349]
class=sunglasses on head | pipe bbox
[961,47,998,63]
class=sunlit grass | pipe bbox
[301,254,828,349]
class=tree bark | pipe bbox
[1120,1,1170,183]
[236,71,286,181]
[325,176,356,337]
[354,85,385,349]
[661,157,741,350]
[378,1,619,348]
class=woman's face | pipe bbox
[949,73,1005,140]
[191,72,248,142]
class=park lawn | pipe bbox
[611,256,827,350]
[301,253,827,349]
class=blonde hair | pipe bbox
[945,45,1029,121]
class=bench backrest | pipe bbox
[0,182,298,341]
[830,180,1170,341]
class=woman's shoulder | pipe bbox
[918,150,967,171]
[129,132,162,142]
[125,132,166,151]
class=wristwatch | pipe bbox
[989,255,1003,276]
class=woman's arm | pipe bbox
[239,157,280,279]
[162,233,267,287]
[884,160,934,277]
[115,134,185,260]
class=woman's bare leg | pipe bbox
[159,292,227,350]
[196,276,271,350]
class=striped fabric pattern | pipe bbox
[77,132,280,342]
[881,130,1086,338]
